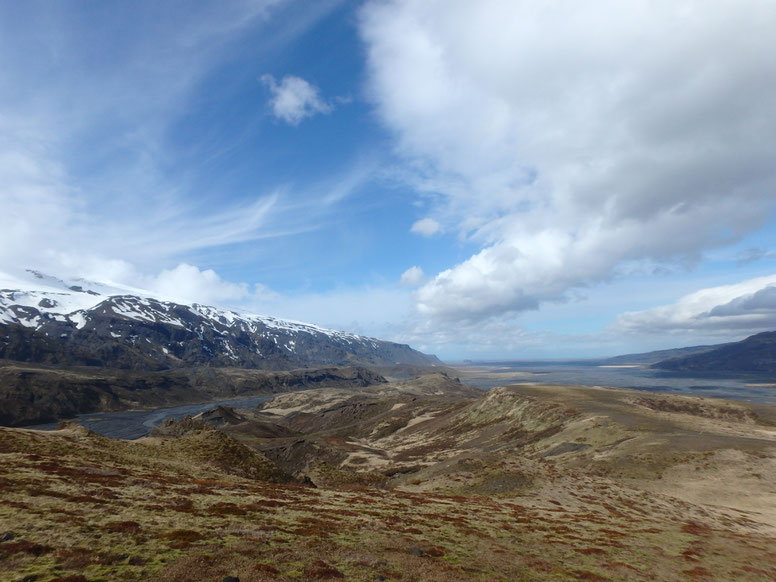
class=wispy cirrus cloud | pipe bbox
[0,0,363,295]
[736,248,776,266]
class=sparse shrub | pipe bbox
[168,497,196,512]
[418,543,445,557]
[103,520,142,534]
[304,559,345,579]
[254,563,280,574]
[606,561,639,572]
[164,529,204,542]
[573,570,609,581]
[208,501,247,516]
[577,547,607,555]
[0,540,52,556]
[56,547,97,569]
[681,521,712,536]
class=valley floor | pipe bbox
[2,375,776,581]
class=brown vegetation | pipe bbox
[2,379,776,580]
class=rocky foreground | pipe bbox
[2,375,776,581]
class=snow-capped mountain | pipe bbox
[0,270,440,370]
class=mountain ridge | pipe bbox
[601,343,731,365]
[0,270,440,371]
[652,330,776,374]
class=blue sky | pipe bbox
[2,0,776,360]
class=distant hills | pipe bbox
[602,344,731,366]
[605,331,776,375]
[652,331,776,374]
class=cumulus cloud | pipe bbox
[261,74,333,125]
[144,264,250,305]
[615,274,776,335]
[399,265,424,286]
[410,218,441,237]
[40,259,251,307]
[360,0,776,324]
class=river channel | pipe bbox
[26,395,273,440]
[24,363,776,440]
[456,361,776,405]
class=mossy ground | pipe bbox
[2,426,776,581]
[3,380,776,581]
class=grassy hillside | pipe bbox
[2,377,776,581]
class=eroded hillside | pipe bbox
[2,377,776,581]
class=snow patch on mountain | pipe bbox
[0,269,365,341]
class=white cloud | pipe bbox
[0,2,360,281]
[261,74,333,125]
[410,217,440,237]
[144,264,250,305]
[615,274,776,336]
[0,118,80,270]
[0,109,374,284]
[245,284,414,339]
[360,0,776,325]
[33,259,251,307]
[399,265,424,286]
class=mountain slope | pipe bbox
[0,364,386,427]
[0,270,440,371]
[653,331,776,374]
[602,343,729,365]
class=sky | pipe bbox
[1,0,776,360]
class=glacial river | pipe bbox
[24,363,776,440]
[26,395,273,440]
[457,361,776,405]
